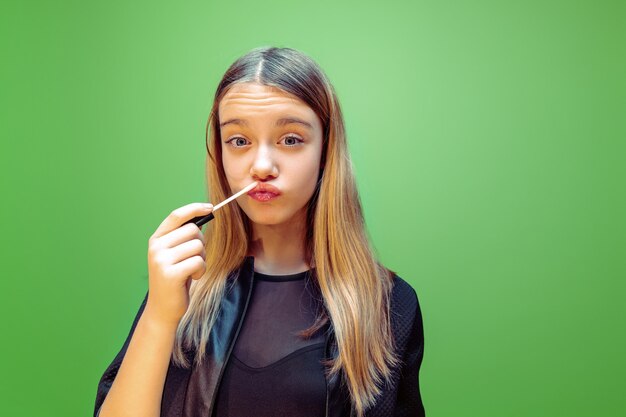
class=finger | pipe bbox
[158,223,204,250]
[190,265,206,280]
[152,203,213,240]
[198,228,206,246]
[168,239,206,265]
[170,256,206,282]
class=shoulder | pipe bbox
[388,272,424,347]
[389,273,420,318]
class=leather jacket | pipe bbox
[94,256,425,417]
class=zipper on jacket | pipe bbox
[208,272,255,415]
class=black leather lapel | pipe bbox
[161,360,193,417]
[162,256,255,417]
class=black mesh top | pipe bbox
[185,269,330,417]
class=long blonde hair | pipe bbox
[172,46,400,416]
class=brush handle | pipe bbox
[183,212,215,228]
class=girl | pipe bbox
[95,46,425,417]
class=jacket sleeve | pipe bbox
[393,284,425,417]
[93,291,149,417]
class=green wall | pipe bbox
[1,0,624,416]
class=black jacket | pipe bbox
[94,256,425,417]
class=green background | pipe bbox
[1,0,624,416]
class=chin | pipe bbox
[242,207,303,227]
[249,215,291,226]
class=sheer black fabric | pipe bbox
[231,270,326,367]
[185,269,329,417]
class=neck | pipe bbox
[248,208,309,275]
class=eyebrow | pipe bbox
[219,117,313,130]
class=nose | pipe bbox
[249,144,278,180]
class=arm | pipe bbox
[94,292,178,417]
[394,285,426,417]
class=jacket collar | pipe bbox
[161,256,352,417]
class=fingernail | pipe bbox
[203,203,213,210]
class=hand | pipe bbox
[145,203,213,327]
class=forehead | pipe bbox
[218,82,316,121]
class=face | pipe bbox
[218,82,324,227]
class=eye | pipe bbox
[225,136,250,148]
[280,135,304,147]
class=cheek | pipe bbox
[285,152,321,189]
[222,153,247,182]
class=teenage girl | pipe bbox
[95,46,425,417]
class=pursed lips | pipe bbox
[247,183,281,202]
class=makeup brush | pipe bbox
[183,181,258,228]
